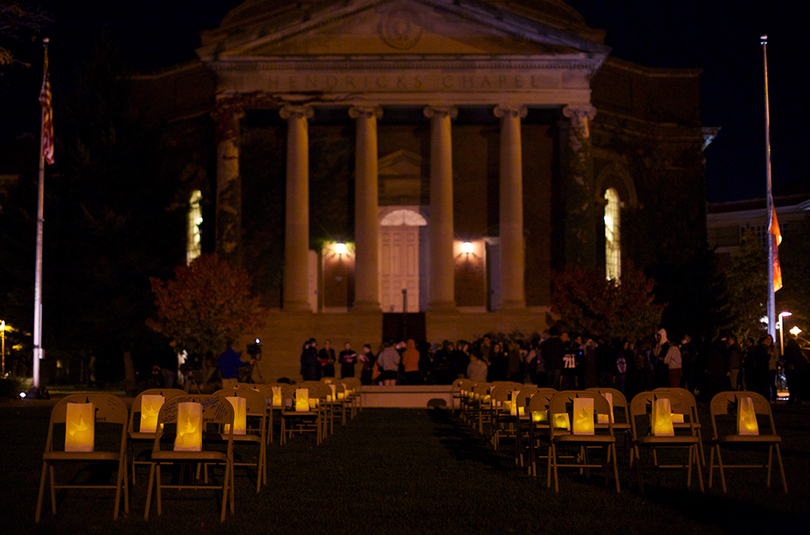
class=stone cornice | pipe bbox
[207,55,604,72]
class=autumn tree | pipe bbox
[549,263,665,341]
[147,254,269,361]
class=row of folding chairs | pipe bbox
[453,381,787,495]
[36,380,360,522]
[37,390,269,524]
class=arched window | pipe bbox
[187,190,203,265]
[604,188,621,281]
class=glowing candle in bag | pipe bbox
[597,392,613,424]
[652,398,674,436]
[510,391,520,416]
[65,402,95,452]
[140,395,164,433]
[531,410,547,423]
[573,397,595,435]
[174,402,203,451]
[328,384,336,402]
[225,396,247,435]
[553,412,570,431]
[737,397,759,435]
[295,388,310,412]
[272,386,283,407]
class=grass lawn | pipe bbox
[3,399,809,534]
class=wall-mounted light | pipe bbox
[461,241,474,254]
[334,242,347,255]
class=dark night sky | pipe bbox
[2,0,807,203]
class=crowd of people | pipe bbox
[299,327,809,403]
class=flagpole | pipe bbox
[33,37,50,388]
[761,34,776,340]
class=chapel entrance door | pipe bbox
[380,225,419,313]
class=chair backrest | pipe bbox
[238,383,273,404]
[515,388,541,412]
[586,387,629,424]
[709,390,777,437]
[458,379,476,398]
[214,388,268,416]
[47,394,128,452]
[339,378,360,396]
[305,382,332,400]
[128,388,187,434]
[548,390,614,437]
[653,387,701,427]
[154,394,235,448]
[489,385,513,409]
[526,389,557,414]
[630,391,697,439]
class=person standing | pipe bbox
[300,338,321,381]
[540,327,565,390]
[560,333,580,390]
[358,344,376,385]
[466,351,488,382]
[783,335,807,403]
[218,340,252,388]
[726,334,743,390]
[319,339,336,378]
[338,342,358,378]
[764,334,780,401]
[401,339,422,385]
[377,340,401,386]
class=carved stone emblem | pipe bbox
[380,8,423,50]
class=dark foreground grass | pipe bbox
[2,400,809,535]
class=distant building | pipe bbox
[708,194,810,267]
[134,0,710,379]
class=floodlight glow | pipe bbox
[334,243,347,255]
[461,241,474,254]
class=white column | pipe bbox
[424,106,458,312]
[280,104,314,311]
[494,105,527,309]
[349,105,383,311]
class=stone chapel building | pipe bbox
[135,0,710,380]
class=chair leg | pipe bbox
[144,463,156,520]
[767,445,773,488]
[156,464,163,517]
[695,445,705,492]
[612,444,621,493]
[123,455,130,515]
[686,444,693,488]
[220,463,229,522]
[49,465,56,514]
[114,459,124,520]
[716,445,728,493]
[775,444,788,494]
[35,461,48,522]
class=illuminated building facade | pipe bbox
[136,0,709,379]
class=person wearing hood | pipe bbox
[654,328,682,388]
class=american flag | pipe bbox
[39,61,54,165]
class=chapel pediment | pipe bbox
[198,0,609,60]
